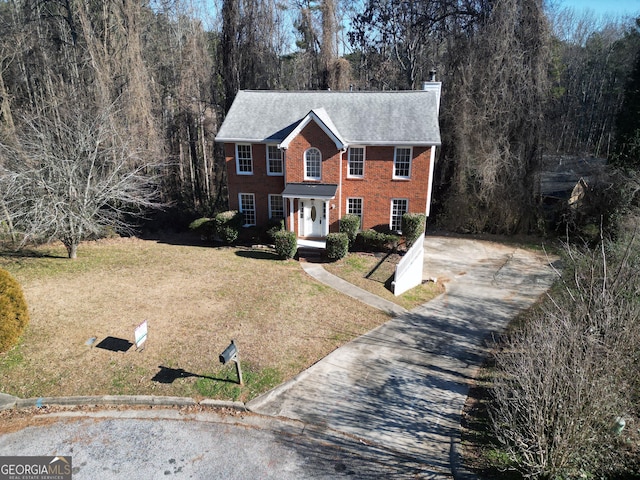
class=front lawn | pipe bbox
[0,237,392,402]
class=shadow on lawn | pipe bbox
[151,365,236,385]
[0,247,66,259]
[234,249,280,261]
[95,336,133,352]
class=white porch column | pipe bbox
[288,198,295,232]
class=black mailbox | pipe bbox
[219,340,238,365]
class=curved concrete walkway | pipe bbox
[0,236,557,479]
[299,261,408,317]
[248,235,557,478]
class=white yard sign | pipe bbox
[135,321,148,349]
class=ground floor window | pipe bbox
[269,194,284,220]
[347,197,363,228]
[390,198,408,232]
[239,193,256,226]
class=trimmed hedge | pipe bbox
[402,213,426,247]
[356,229,400,252]
[339,214,360,247]
[188,217,216,239]
[0,268,29,353]
[273,230,297,259]
[214,210,244,244]
[326,232,349,260]
[266,218,286,242]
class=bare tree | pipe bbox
[0,103,164,258]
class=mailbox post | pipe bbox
[219,340,243,385]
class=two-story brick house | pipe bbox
[215,84,441,239]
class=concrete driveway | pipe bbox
[0,235,557,479]
[247,235,557,477]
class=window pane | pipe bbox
[348,147,364,177]
[240,193,256,225]
[391,199,408,231]
[394,147,411,178]
[269,195,284,219]
[267,146,283,175]
[237,144,253,173]
[305,148,321,179]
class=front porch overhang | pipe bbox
[281,183,338,200]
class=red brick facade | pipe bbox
[225,119,434,236]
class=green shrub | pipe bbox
[356,229,400,252]
[339,214,360,247]
[326,232,349,260]
[188,217,216,239]
[402,212,426,247]
[0,269,29,353]
[265,218,285,242]
[273,230,297,259]
[214,211,243,244]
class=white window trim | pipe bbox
[390,198,408,232]
[393,146,412,180]
[304,147,322,181]
[347,146,366,179]
[239,193,256,226]
[235,144,253,175]
[268,194,284,219]
[266,145,284,176]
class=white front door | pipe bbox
[302,199,324,237]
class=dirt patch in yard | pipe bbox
[0,237,391,401]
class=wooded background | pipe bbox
[1,0,639,235]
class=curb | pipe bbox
[1,394,246,412]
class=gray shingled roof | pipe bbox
[215,90,441,147]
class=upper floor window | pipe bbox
[239,193,256,226]
[267,145,283,176]
[304,148,322,180]
[348,147,365,178]
[236,144,253,175]
[390,198,408,232]
[393,147,412,179]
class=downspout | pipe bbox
[426,145,436,217]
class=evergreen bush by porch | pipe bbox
[0,268,29,353]
[356,229,400,252]
[214,210,244,244]
[273,230,297,259]
[339,214,360,247]
[265,218,285,242]
[402,213,426,247]
[326,232,349,260]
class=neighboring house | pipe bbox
[214,83,441,239]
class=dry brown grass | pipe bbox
[0,237,392,401]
